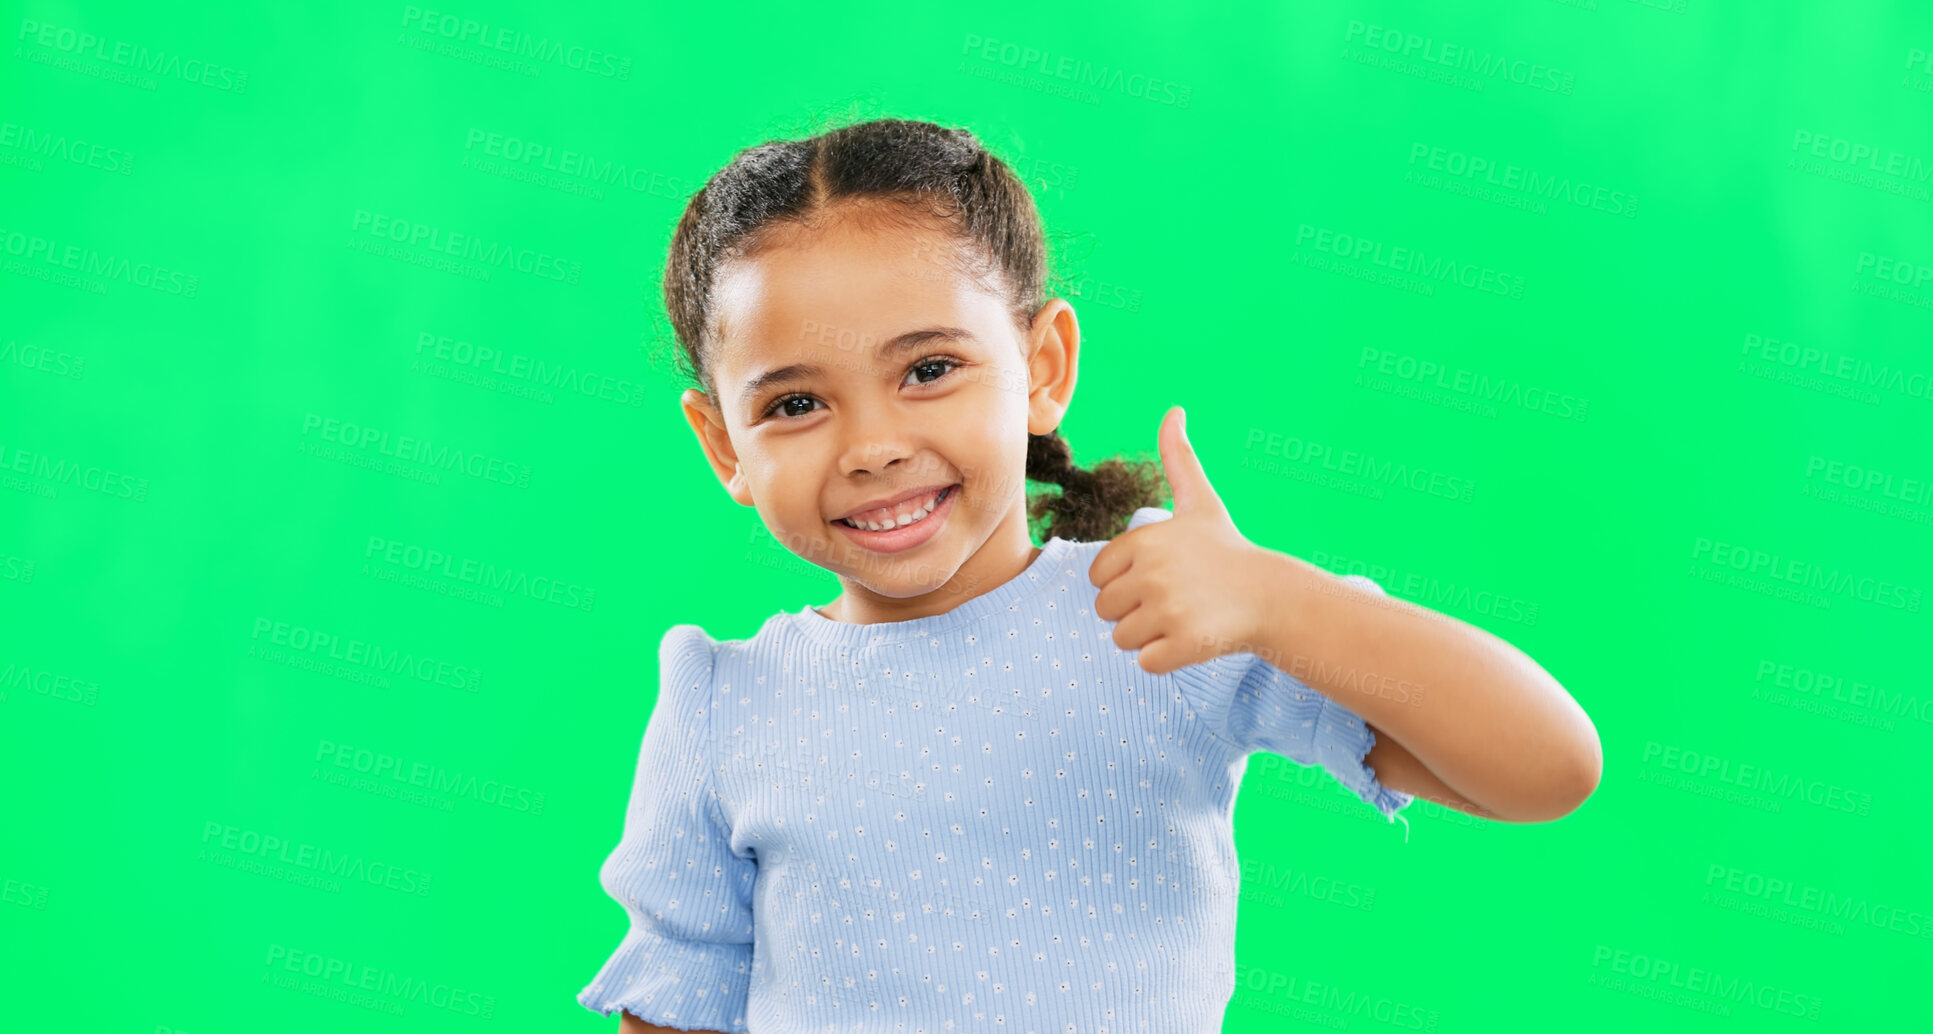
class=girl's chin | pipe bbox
[847,571,961,600]
[825,556,969,602]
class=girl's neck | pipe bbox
[816,519,1042,626]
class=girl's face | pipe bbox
[681,206,1079,621]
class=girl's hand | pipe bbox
[1089,406,1279,676]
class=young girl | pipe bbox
[579,118,1600,1034]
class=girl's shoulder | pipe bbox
[658,622,719,663]
[649,620,778,721]
[653,624,720,704]
[1124,506,1173,533]
[656,614,798,672]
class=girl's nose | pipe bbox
[837,416,918,478]
[841,444,913,478]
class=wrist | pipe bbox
[1245,546,1331,668]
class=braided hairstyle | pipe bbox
[659,116,1166,543]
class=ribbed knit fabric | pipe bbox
[579,506,1413,1033]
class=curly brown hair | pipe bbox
[658,116,1167,543]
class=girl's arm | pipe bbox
[1250,551,1602,824]
[620,1010,729,1034]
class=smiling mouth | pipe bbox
[835,484,957,531]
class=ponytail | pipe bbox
[1025,430,1168,542]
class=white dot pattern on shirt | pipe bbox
[579,514,1410,1032]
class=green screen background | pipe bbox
[4,1,1926,1030]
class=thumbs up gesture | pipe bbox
[1090,406,1275,675]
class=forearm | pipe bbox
[1249,550,1600,821]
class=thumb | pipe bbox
[1158,406,1225,518]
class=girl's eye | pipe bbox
[760,356,965,421]
[765,393,822,420]
[905,356,964,386]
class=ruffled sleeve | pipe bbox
[1157,526,1414,823]
[577,624,756,1031]
[1221,645,1415,823]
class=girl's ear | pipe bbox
[1024,298,1080,436]
[681,388,755,506]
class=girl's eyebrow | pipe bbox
[737,326,976,409]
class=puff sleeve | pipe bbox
[1220,571,1414,823]
[577,624,757,1031]
[1131,502,1412,825]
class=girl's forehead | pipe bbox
[728,217,960,295]
[709,235,1008,372]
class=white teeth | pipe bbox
[842,486,948,532]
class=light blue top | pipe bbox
[579,506,1413,1032]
